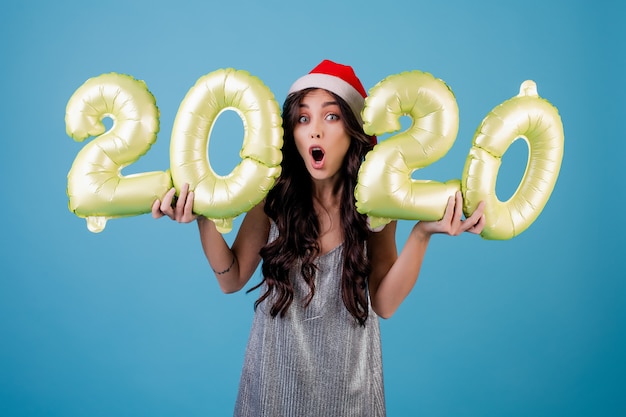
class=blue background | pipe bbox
[1,1,624,416]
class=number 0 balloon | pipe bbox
[462,80,564,240]
[169,68,283,233]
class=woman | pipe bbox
[153,59,485,416]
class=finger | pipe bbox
[174,183,189,218]
[151,199,164,219]
[441,194,455,225]
[453,191,464,223]
[475,200,486,215]
[463,201,486,233]
[467,214,486,235]
[161,187,176,206]
[160,187,177,216]
[183,191,196,222]
[465,200,486,224]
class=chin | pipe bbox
[309,169,341,183]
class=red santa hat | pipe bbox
[288,59,376,145]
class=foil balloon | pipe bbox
[65,73,172,233]
[355,71,461,230]
[462,80,564,240]
[169,68,283,233]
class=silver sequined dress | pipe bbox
[234,223,386,416]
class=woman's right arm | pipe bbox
[197,202,269,293]
[152,183,270,294]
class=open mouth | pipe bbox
[311,147,325,162]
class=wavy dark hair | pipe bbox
[248,88,375,326]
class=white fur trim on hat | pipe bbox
[288,73,365,124]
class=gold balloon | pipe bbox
[355,71,460,226]
[169,68,283,233]
[65,73,172,233]
[462,80,564,240]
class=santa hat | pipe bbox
[288,59,376,145]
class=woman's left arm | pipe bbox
[367,191,486,319]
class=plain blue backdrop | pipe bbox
[1,1,624,416]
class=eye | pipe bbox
[298,115,309,123]
[326,113,340,121]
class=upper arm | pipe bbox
[231,201,271,284]
[367,220,398,299]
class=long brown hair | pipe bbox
[249,88,375,326]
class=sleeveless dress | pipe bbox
[234,223,386,417]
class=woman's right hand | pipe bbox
[151,183,198,223]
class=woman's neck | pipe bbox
[311,179,344,251]
[311,178,342,210]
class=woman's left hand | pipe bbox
[417,191,486,236]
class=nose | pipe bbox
[310,123,322,139]
[309,118,322,139]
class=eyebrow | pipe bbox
[299,100,339,109]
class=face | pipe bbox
[293,89,351,183]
